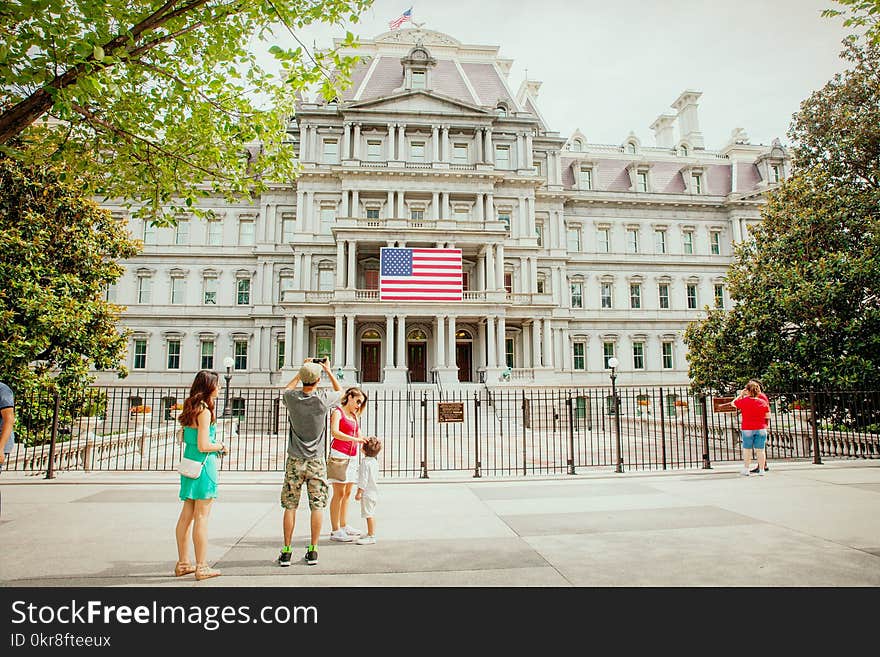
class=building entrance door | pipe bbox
[456,343,472,382]
[361,342,381,382]
[408,343,427,382]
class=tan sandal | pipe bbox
[194,564,221,581]
[174,561,196,577]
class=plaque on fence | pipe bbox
[437,402,465,423]
[712,396,736,413]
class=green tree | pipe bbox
[684,39,880,393]
[0,0,372,224]
[0,155,139,441]
[824,1,880,44]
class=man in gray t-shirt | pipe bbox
[0,381,15,472]
[277,359,342,566]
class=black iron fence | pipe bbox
[6,385,879,478]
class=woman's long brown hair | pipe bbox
[341,386,368,417]
[179,370,219,427]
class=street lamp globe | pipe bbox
[223,356,235,371]
[608,357,620,370]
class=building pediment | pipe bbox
[346,90,490,117]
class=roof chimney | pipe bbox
[671,90,704,149]
[649,114,676,148]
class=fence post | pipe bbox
[521,390,527,477]
[566,394,576,475]
[473,392,481,478]
[700,394,712,469]
[809,391,822,465]
[45,390,60,480]
[420,392,429,479]
[659,387,667,470]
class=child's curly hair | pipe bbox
[363,437,382,457]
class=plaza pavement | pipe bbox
[1,459,879,587]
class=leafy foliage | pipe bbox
[823,0,880,44]
[0,0,373,224]
[685,40,880,393]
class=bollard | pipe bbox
[700,394,712,469]
[473,392,481,478]
[809,391,822,465]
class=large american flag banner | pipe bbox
[388,7,413,30]
[380,247,462,301]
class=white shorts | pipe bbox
[360,495,377,519]
[328,448,358,484]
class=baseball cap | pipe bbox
[298,362,323,385]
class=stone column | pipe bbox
[293,316,305,365]
[387,190,394,218]
[295,189,304,226]
[351,190,359,218]
[292,252,302,289]
[284,315,294,368]
[525,132,533,165]
[496,244,505,290]
[436,315,446,368]
[432,192,440,220]
[397,191,405,219]
[485,245,495,291]
[520,256,528,294]
[476,193,484,222]
[388,123,396,160]
[334,314,344,366]
[342,122,351,160]
[531,319,542,367]
[396,315,406,368]
[516,132,525,169]
[432,125,440,162]
[486,193,494,222]
[347,240,356,289]
[441,192,449,219]
[336,241,346,288]
[527,196,536,239]
[385,316,395,367]
[353,123,361,160]
[523,323,531,370]
[441,125,450,162]
[447,315,456,372]
[486,316,496,368]
[345,315,355,368]
[542,318,553,368]
[397,124,406,159]
[340,190,349,217]
[530,257,538,294]
[497,316,506,368]
[475,128,484,162]
[485,129,493,164]
[301,253,312,291]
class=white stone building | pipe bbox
[99,27,790,391]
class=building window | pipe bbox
[637,171,648,192]
[410,209,424,221]
[680,145,689,156]
[495,145,510,169]
[167,339,181,370]
[632,342,645,370]
[504,272,513,294]
[601,282,613,309]
[535,221,544,247]
[200,340,214,370]
[462,272,470,291]
[626,228,639,254]
[658,283,670,309]
[318,268,334,291]
[320,207,335,233]
[174,219,189,245]
[133,339,147,369]
[203,277,218,305]
[498,213,511,232]
[505,337,514,369]
[771,164,781,183]
[630,283,641,309]
[692,173,703,194]
[454,208,469,222]
[714,284,725,309]
[367,140,382,161]
[170,276,185,305]
[322,139,338,163]
[207,218,223,246]
[570,282,583,308]
[536,278,545,294]
[573,342,586,370]
[276,338,285,370]
[453,143,468,162]
[366,208,380,220]
[411,70,426,89]
[627,142,637,155]
[597,228,610,253]
[137,275,152,304]
[533,160,542,176]
[687,284,698,309]
[365,269,379,290]
[603,342,615,369]
[654,229,666,254]
[234,340,248,370]
[238,217,254,246]
[142,220,157,245]
[279,274,295,301]
[231,398,246,418]
[567,226,581,252]
[682,231,694,255]
[316,336,332,362]
[281,213,296,241]
[410,141,425,162]
[237,278,251,305]
[710,231,721,255]
[662,342,674,369]
[579,167,592,190]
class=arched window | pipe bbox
[571,139,582,152]
[362,329,381,340]
[627,142,637,154]
[408,329,427,341]
[495,104,508,117]
[455,330,472,340]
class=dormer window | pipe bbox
[401,44,436,92]
[412,71,426,89]
[495,104,508,117]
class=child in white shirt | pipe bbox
[354,437,381,545]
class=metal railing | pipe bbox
[6,386,878,477]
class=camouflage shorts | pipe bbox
[280,456,328,510]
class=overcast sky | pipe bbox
[259,0,853,149]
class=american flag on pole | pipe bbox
[388,7,413,30]
[380,247,462,301]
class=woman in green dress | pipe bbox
[173,370,228,580]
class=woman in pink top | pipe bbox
[328,387,369,542]
[732,380,771,476]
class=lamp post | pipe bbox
[608,356,623,473]
[222,356,235,417]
